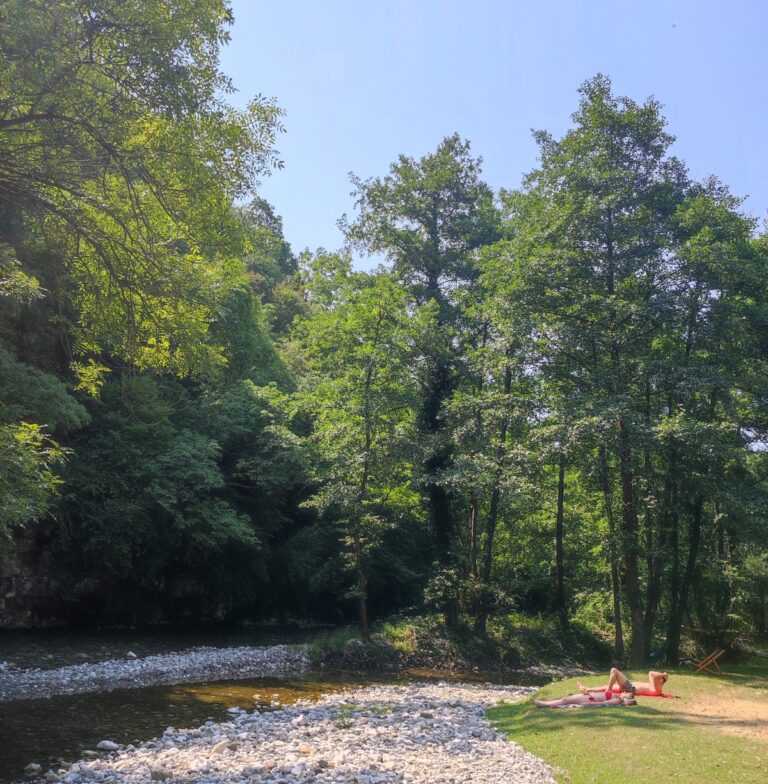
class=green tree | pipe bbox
[441,252,537,633]
[0,0,284,376]
[345,135,500,572]
[54,374,267,622]
[494,76,767,664]
[500,75,689,663]
[296,269,419,638]
[0,422,65,546]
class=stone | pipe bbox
[208,739,231,755]
[96,741,119,752]
[33,681,554,784]
[0,644,310,703]
[24,763,42,777]
[149,768,171,781]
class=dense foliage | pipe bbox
[1,4,766,663]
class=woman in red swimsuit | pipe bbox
[533,690,636,708]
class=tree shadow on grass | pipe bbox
[713,667,768,690]
[490,700,705,737]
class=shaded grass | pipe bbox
[377,613,612,668]
[488,661,768,784]
[306,627,360,663]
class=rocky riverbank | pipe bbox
[0,645,309,702]
[27,681,554,784]
[316,637,592,681]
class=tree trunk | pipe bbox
[468,490,480,624]
[641,376,659,660]
[354,336,379,643]
[469,491,479,578]
[421,359,455,568]
[555,453,567,629]
[643,451,675,660]
[666,492,681,664]
[474,362,512,635]
[603,206,644,663]
[617,418,646,665]
[354,526,369,641]
[599,445,624,662]
[667,494,706,664]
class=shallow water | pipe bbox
[0,626,547,783]
[0,672,355,783]
[0,667,546,783]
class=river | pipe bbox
[0,627,545,783]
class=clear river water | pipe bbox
[0,627,545,783]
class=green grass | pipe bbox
[488,612,612,666]
[488,661,768,784]
[379,620,419,655]
[376,612,613,668]
[306,626,360,662]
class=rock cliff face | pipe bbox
[0,524,67,628]
[0,524,244,629]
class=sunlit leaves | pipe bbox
[0,0,284,374]
[0,422,65,539]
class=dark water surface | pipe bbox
[0,672,362,783]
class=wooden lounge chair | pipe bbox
[692,648,726,675]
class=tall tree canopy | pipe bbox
[345,135,500,572]
[2,50,767,660]
[0,0,283,375]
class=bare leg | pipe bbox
[578,680,610,693]
[534,694,589,708]
[577,667,626,693]
[607,667,629,692]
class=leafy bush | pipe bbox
[306,627,361,662]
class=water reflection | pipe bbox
[0,674,346,783]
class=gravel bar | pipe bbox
[0,645,310,702]
[27,681,554,784]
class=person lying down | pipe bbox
[534,690,637,708]
[577,667,675,698]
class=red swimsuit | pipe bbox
[587,691,614,702]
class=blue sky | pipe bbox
[220,1,768,264]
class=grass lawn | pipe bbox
[488,660,768,784]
